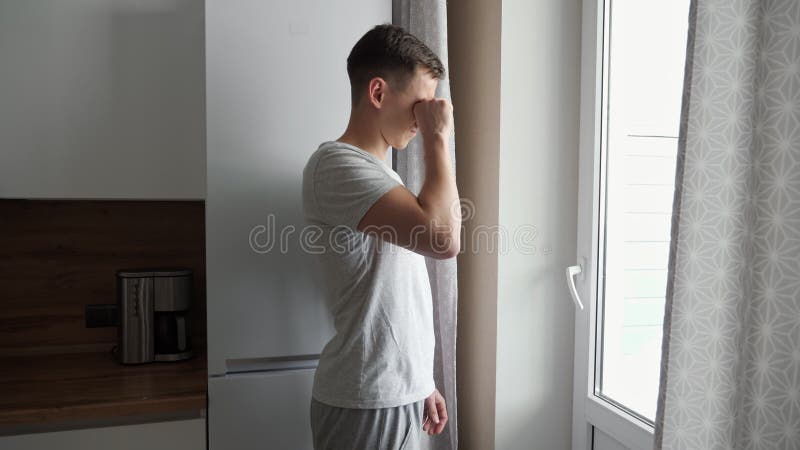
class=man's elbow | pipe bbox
[432,246,459,260]
[428,235,460,260]
[416,216,461,259]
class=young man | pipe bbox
[302,23,460,449]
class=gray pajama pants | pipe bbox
[309,397,426,450]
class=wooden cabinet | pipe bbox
[0,418,206,450]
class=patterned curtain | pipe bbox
[392,1,458,449]
[655,0,800,448]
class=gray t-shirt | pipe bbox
[301,140,435,409]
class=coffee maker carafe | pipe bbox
[116,268,194,364]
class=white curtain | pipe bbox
[392,2,458,449]
[655,0,800,448]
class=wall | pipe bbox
[0,199,206,355]
[449,0,582,448]
[448,1,502,449]
[496,0,581,448]
[0,0,205,199]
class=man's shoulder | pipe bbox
[304,142,381,180]
[301,141,381,215]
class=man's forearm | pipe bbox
[417,133,461,253]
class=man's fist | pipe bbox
[412,98,453,138]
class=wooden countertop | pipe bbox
[0,348,207,429]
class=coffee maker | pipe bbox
[115,268,194,364]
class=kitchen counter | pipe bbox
[0,348,207,432]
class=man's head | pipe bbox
[346,24,445,149]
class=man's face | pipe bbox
[379,67,438,150]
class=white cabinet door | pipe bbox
[0,0,205,199]
[208,368,316,450]
[0,418,206,450]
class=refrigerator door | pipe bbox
[208,368,316,450]
[205,0,392,375]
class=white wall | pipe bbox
[0,0,205,199]
[495,0,582,449]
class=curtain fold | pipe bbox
[392,2,458,449]
[655,0,800,448]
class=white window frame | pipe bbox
[570,0,658,448]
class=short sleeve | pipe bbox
[310,147,402,230]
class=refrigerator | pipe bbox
[205,1,391,448]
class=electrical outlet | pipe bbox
[85,304,118,328]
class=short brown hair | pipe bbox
[346,24,445,106]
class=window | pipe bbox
[571,1,692,449]
[596,0,691,424]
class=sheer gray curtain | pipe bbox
[655,0,800,448]
[392,2,458,449]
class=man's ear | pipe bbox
[367,77,386,109]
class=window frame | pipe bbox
[570,0,659,448]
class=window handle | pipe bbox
[565,263,585,310]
